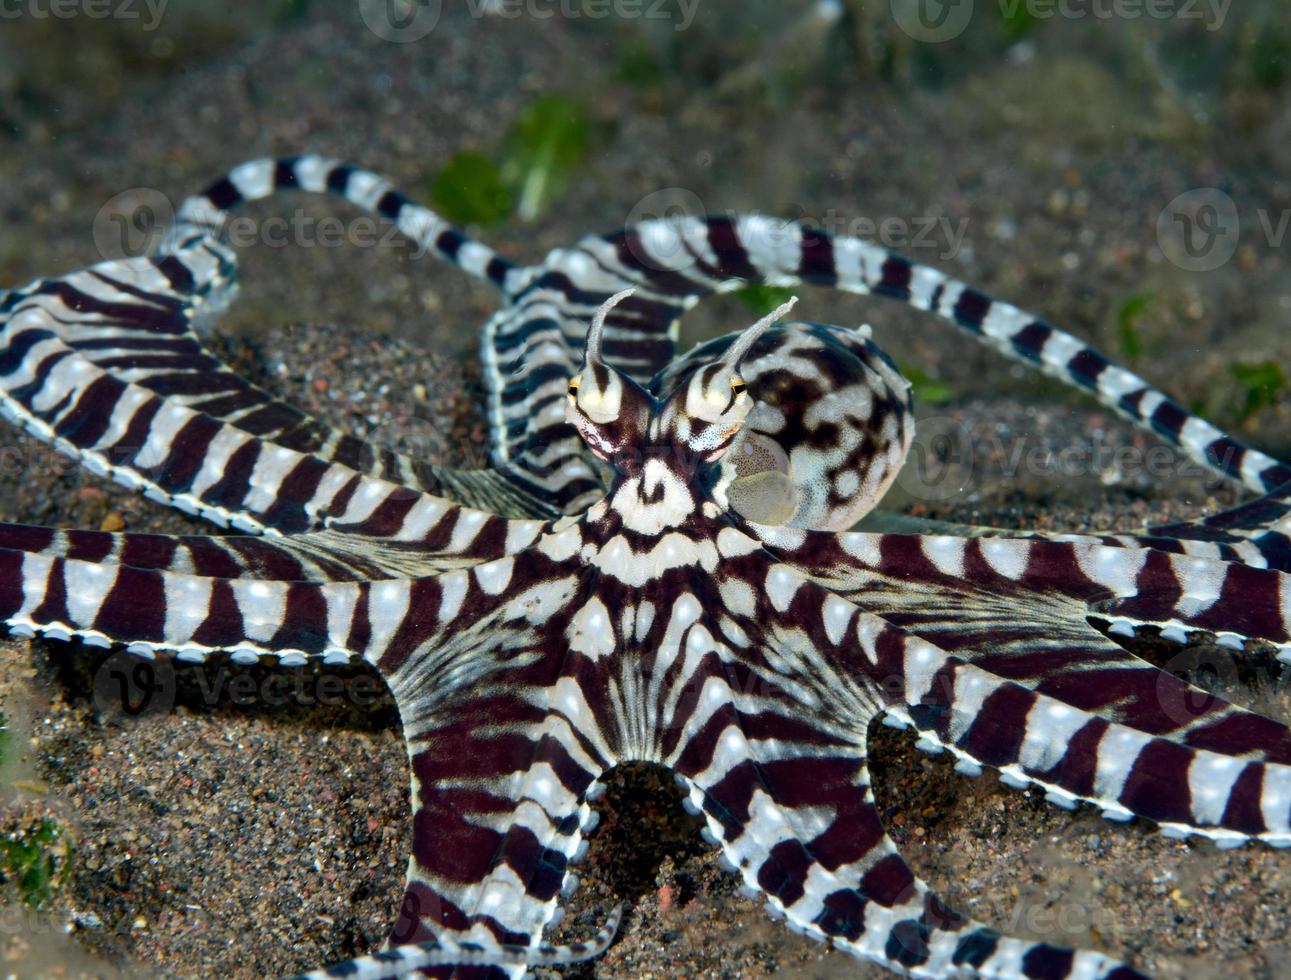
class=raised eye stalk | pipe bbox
[719,295,798,371]
[583,287,637,367]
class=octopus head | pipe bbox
[566,290,799,531]
[566,290,795,475]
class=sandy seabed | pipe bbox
[0,5,1289,977]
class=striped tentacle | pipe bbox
[1044,480,1291,573]
[0,522,372,583]
[293,514,550,578]
[597,213,1291,496]
[544,509,1142,977]
[869,617,1291,850]
[744,557,1291,857]
[753,527,1291,821]
[809,529,1291,669]
[291,908,622,980]
[478,294,608,515]
[0,545,363,664]
[165,154,612,519]
[0,271,565,545]
[480,216,769,513]
[508,221,722,384]
[164,156,563,518]
[163,155,515,287]
[1142,479,1291,572]
[664,553,1145,979]
[859,506,1291,578]
[675,743,1141,980]
[0,237,552,521]
[0,509,554,666]
[0,514,552,587]
[1034,524,1291,575]
[163,154,629,520]
[369,547,616,979]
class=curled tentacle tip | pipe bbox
[570,903,626,961]
[596,903,627,950]
[604,902,625,933]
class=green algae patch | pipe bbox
[429,152,514,227]
[734,284,796,316]
[501,95,590,222]
[0,818,72,911]
[1115,293,1155,360]
[1231,360,1287,422]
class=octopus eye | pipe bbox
[730,377,746,396]
[567,376,581,397]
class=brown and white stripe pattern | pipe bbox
[0,255,548,529]
[76,156,1291,538]
[290,908,622,980]
[1,476,1281,975]
[1,157,1291,978]
[652,321,915,530]
[164,156,516,288]
[755,527,1291,828]
[152,157,1291,524]
[571,212,1291,496]
[480,204,1291,553]
[159,154,605,518]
